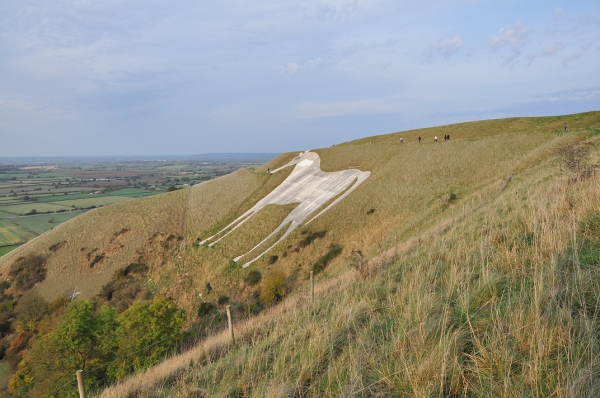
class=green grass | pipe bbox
[107,188,155,197]
[0,173,33,180]
[47,195,134,208]
[35,193,97,202]
[0,202,70,215]
[10,212,84,235]
[0,244,20,257]
[2,112,600,397]
[0,219,35,245]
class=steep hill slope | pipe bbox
[1,112,600,397]
[95,111,600,397]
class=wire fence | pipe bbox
[49,191,484,397]
[49,273,310,398]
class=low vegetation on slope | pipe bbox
[100,113,600,397]
[0,112,599,396]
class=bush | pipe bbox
[197,302,215,318]
[217,295,230,305]
[0,281,10,295]
[260,270,287,306]
[557,143,597,181]
[297,230,327,249]
[268,255,279,264]
[89,254,105,268]
[122,263,148,276]
[244,270,262,286]
[9,255,47,291]
[312,244,343,275]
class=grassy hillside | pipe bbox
[96,111,600,397]
[1,111,599,396]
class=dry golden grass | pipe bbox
[3,113,600,396]
[3,114,598,313]
[0,189,189,301]
[94,111,600,397]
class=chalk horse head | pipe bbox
[200,151,370,268]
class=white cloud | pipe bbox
[278,57,332,76]
[489,21,531,64]
[425,36,464,61]
[527,41,568,66]
[292,96,402,119]
[553,7,568,22]
[279,62,300,76]
[542,41,566,56]
[538,86,600,101]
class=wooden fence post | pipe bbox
[76,370,86,398]
[310,271,314,301]
[226,305,234,344]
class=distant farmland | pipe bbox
[0,155,275,256]
[0,219,35,246]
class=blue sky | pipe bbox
[1,0,599,156]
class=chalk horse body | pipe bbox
[200,151,370,268]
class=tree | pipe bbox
[20,300,118,396]
[108,297,186,379]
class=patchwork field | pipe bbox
[0,219,35,246]
[3,113,600,397]
[9,212,83,235]
[0,156,276,258]
[0,203,70,215]
[49,195,134,208]
[107,188,156,197]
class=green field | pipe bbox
[107,188,155,197]
[0,173,33,180]
[35,193,97,202]
[0,202,69,215]
[0,219,35,246]
[49,195,133,208]
[10,211,84,235]
[0,245,20,257]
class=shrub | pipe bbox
[9,255,47,291]
[197,302,215,318]
[109,298,186,380]
[312,244,343,275]
[217,295,230,305]
[89,254,105,268]
[268,255,279,264]
[260,270,287,306]
[123,263,148,276]
[297,230,327,249]
[349,249,367,273]
[0,281,10,295]
[557,143,597,181]
[244,270,262,286]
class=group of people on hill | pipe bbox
[407,135,450,144]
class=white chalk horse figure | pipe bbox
[200,151,370,268]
